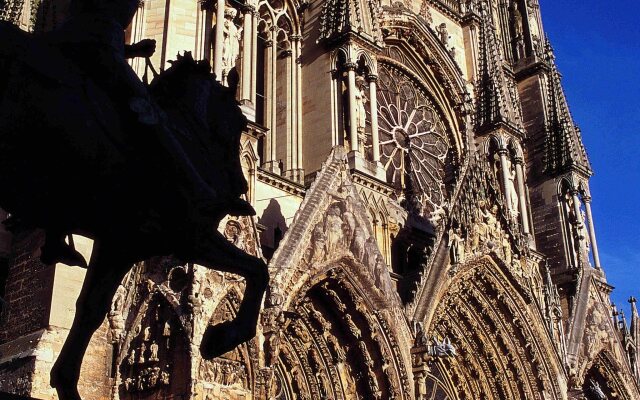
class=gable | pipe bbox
[267,146,402,310]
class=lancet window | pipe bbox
[196,0,303,181]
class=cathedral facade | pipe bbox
[1,0,639,399]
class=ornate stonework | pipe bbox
[1,1,639,400]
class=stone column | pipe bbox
[283,48,293,173]
[240,5,254,104]
[213,0,225,79]
[262,33,279,173]
[295,37,303,179]
[583,196,602,270]
[514,157,530,234]
[195,1,209,61]
[286,35,302,181]
[346,63,359,153]
[251,10,258,106]
[498,148,513,212]
[368,75,380,163]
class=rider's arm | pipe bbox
[125,39,156,59]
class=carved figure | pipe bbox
[292,321,311,344]
[161,369,170,385]
[327,335,346,362]
[505,159,519,214]
[323,286,346,312]
[414,321,428,347]
[586,378,607,400]
[502,236,512,265]
[368,372,382,399]
[448,228,465,264]
[430,337,456,358]
[354,78,368,152]
[324,205,344,254]
[220,6,242,81]
[342,196,357,245]
[351,226,367,260]
[311,224,327,263]
[128,349,136,365]
[225,220,246,250]
[345,314,362,339]
[0,5,269,398]
[436,23,449,46]
[143,326,151,341]
[150,341,159,361]
[139,343,146,364]
[512,1,524,32]
[359,341,374,369]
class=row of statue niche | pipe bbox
[300,298,378,370]
[205,360,247,387]
[123,365,171,392]
[447,201,520,268]
[127,341,161,365]
[127,320,172,365]
[308,198,387,291]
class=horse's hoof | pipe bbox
[51,368,82,400]
[200,321,250,360]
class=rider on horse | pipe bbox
[39,0,252,266]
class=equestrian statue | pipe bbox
[0,0,269,398]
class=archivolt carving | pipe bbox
[423,257,565,400]
[259,271,413,400]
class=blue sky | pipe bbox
[539,1,640,313]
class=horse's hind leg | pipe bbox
[50,241,131,400]
[184,230,269,359]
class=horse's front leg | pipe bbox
[184,230,269,359]
[50,241,132,400]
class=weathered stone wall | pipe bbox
[0,230,52,344]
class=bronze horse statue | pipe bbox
[0,12,268,400]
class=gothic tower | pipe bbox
[0,1,638,399]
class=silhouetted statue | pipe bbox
[0,0,268,399]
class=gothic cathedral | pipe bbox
[1,0,638,399]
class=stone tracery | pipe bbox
[375,63,450,218]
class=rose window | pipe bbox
[374,64,449,216]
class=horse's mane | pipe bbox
[149,52,212,98]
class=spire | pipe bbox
[630,297,639,343]
[317,0,382,47]
[543,40,592,176]
[474,0,524,134]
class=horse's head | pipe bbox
[150,52,249,200]
[150,52,214,119]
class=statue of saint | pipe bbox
[448,228,465,264]
[221,7,242,82]
[505,159,519,215]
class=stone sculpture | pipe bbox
[221,6,242,81]
[0,0,268,398]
